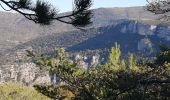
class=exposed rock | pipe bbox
[90,55,100,67]
[138,38,153,54]
[0,47,52,85]
[0,62,51,85]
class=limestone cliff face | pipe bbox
[115,20,153,35]
[114,20,170,40]
[0,48,51,85]
[0,63,50,85]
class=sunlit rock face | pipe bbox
[150,25,157,30]
[114,20,156,35]
[0,48,52,85]
[0,50,102,85]
[0,63,51,85]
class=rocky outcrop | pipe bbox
[0,47,52,85]
[113,20,170,41]
[0,49,103,85]
[138,38,153,53]
[0,62,51,85]
[114,20,154,35]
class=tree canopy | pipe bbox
[0,0,92,27]
[28,44,170,100]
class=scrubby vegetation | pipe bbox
[27,43,170,100]
[0,83,51,100]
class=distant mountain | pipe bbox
[1,6,169,60]
[0,6,170,85]
[7,20,170,54]
[0,6,161,53]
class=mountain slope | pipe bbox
[0,6,161,53]
[2,20,170,60]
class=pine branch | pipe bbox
[0,0,92,27]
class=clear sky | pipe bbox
[0,0,147,12]
[50,0,147,12]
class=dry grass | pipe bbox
[0,83,51,100]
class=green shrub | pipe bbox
[29,44,170,100]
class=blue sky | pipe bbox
[0,0,147,12]
[50,0,147,12]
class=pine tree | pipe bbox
[0,0,92,27]
[30,44,170,100]
[147,0,170,21]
